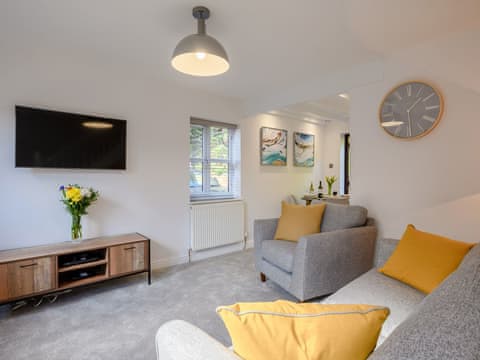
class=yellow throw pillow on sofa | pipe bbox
[379,224,474,294]
[274,202,326,242]
[217,300,389,360]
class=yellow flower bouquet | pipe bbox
[60,185,99,240]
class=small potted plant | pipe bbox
[60,185,99,240]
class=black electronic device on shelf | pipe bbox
[58,249,106,268]
[59,264,107,285]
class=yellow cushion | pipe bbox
[274,202,326,242]
[379,224,474,294]
[217,300,389,360]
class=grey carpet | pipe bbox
[0,249,295,360]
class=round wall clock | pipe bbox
[379,81,444,139]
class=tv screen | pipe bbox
[15,106,126,169]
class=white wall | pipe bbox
[0,51,243,268]
[240,113,324,240]
[350,29,480,243]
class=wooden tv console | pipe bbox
[0,233,151,305]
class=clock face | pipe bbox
[379,81,443,139]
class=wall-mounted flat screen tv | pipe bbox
[15,105,127,169]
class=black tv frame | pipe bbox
[15,105,127,170]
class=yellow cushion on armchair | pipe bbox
[274,202,326,242]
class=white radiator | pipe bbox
[190,201,245,251]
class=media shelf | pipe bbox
[58,263,108,288]
[58,259,108,273]
[57,248,109,288]
[59,249,107,268]
[0,233,151,305]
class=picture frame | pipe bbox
[260,127,287,166]
[293,132,314,167]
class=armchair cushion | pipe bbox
[261,240,296,273]
[274,202,326,241]
[321,204,368,232]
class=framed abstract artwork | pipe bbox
[293,132,314,167]
[260,127,287,166]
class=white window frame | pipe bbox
[190,118,239,201]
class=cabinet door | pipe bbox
[0,264,7,301]
[109,242,146,276]
[7,257,54,298]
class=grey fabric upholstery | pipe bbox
[254,218,278,276]
[371,243,480,360]
[260,259,292,291]
[254,205,376,301]
[322,268,425,345]
[320,203,368,232]
[156,320,240,360]
[374,238,399,267]
[261,240,296,273]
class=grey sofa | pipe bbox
[254,204,377,301]
[369,240,480,359]
[156,240,480,360]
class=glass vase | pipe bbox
[327,184,333,196]
[71,214,82,240]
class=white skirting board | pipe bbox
[150,242,251,270]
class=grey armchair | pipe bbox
[254,204,377,301]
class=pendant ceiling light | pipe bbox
[171,6,229,77]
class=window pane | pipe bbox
[190,125,203,159]
[189,161,203,193]
[210,127,229,160]
[210,162,229,193]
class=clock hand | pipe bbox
[407,97,422,112]
[405,96,423,137]
[407,110,412,137]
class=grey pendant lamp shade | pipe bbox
[171,6,229,77]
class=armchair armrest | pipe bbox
[156,320,240,360]
[291,225,377,301]
[254,218,279,271]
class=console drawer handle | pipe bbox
[20,263,38,268]
[124,246,136,251]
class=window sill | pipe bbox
[189,198,243,205]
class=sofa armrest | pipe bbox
[254,218,279,271]
[156,320,240,360]
[374,238,399,268]
[291,225,377,300]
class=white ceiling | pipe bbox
[269,94,350,124]
[1,0,479,104]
